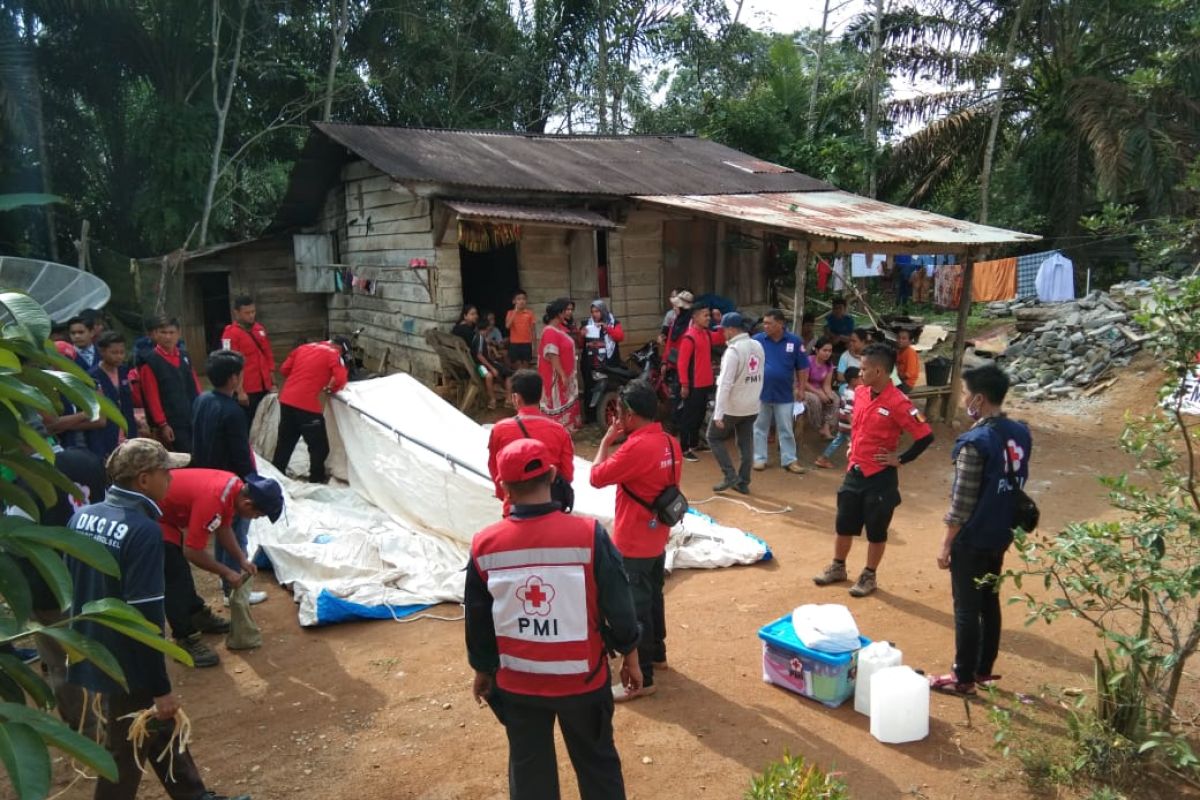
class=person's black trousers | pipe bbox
[166,424,192,455]
[272,402,330,483]
[162,542,204,641]
[707,413,756,488]
[677,386,712,452]
[950,543,1006,683]
[94,689,208,800]
[624,553,666,687]
[243,390,266,429]
[492,685,626,800]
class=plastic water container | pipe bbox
[854,641,903,716]
[869,666,929,743]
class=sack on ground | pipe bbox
[226,575,263,650]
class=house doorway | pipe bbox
[182,271,232,371]
[459,243,520,333]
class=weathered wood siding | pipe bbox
[607,207,666,346]
[184,236,328,372]
[325,160,443,381]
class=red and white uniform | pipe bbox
[470,511,605,697]
[278,341,348,413]
[848,383,933,477]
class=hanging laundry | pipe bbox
[934,264,964,309]
[850,253,885,278]
[1035,252,1075,302]
[1016,250,1055,299]
[831,256,849,291]
[816,259,832,292]
[971,257,1018,302]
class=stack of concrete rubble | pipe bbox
[1001,290,1151,401]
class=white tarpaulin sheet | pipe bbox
[250,374,771,626]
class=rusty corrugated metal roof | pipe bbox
[445,200,618,230]
[313,123,834,196]
[636,191,1040,246]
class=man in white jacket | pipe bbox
[707,312,765,494]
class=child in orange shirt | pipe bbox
[895,328,920,393]
[505,289,536,368]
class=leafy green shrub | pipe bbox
[1003,276,1200,776]
[745,751,850,800]
[0,291,190,799]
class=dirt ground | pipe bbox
[40,353,1193,800]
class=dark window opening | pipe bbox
[459,243,520,335]
[597,231,610,297]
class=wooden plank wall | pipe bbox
[608,207,667,346]
[325,160,443,382]
[183,237,328,373]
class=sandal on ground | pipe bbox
[814,457,834,469]
[929,673,976,696]
[976,673,1002,685]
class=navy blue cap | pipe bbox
[243,474,284,523]
[720,311,748,329]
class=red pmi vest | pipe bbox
[471,511,605,697]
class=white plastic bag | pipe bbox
[791,603,861,653]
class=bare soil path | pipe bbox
[39,354,1194,800]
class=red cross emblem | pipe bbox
[748,354,761,372]
[1006,440,1025,470]
[516,576,555,617]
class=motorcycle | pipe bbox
[588,339,671,428]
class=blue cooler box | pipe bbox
[758,615,870,708]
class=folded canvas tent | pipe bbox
[250,374,771,626]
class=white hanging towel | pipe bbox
[851,253,885,278]
[1035,252,1075,302]
[831,256,849,290]
[791,603,862,653]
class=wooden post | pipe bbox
[714,220,728,293]
[791,239,809,333]
[945,252,976,423]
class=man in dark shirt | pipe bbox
[192,350,266,604]
[66,438,250,800]
[466,439,641,800]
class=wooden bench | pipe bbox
[425,329,486,413]
[908,383,954,422]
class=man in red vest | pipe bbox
[221,295,275,427]
[272,337,350,484]
[466,439,641,800]
[487,370,575,515]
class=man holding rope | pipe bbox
[65,438,250,800]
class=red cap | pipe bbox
[497,439,554,484]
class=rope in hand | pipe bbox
[119,707,193,782]
[689,495,793,514]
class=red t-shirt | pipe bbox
[159,468,243,550]
[487,406,576,510]
[221,322,275,393]
[589,422,682,558]
[138,346,202,427]
[279,341,349,413]
[848,383,933,477]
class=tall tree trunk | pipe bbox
[732,0,745,26]
[979,0,1028,225]
[322,0,351,122]
[23,10,58,261]
[864,0,883,198]
[806,0,832,138]
[199,0,248,248]
[596,0,608,133]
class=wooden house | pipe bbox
[259,123,1036,413]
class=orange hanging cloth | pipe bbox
[971,257,1018,302]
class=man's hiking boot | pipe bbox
[849,569,878,598]
[191,606,230,635]
[713,477,739,493]
[177,633,220,668]
[812,561,848,586]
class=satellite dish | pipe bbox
[0,256,111,323]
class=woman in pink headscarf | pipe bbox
[537,297,581,432]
